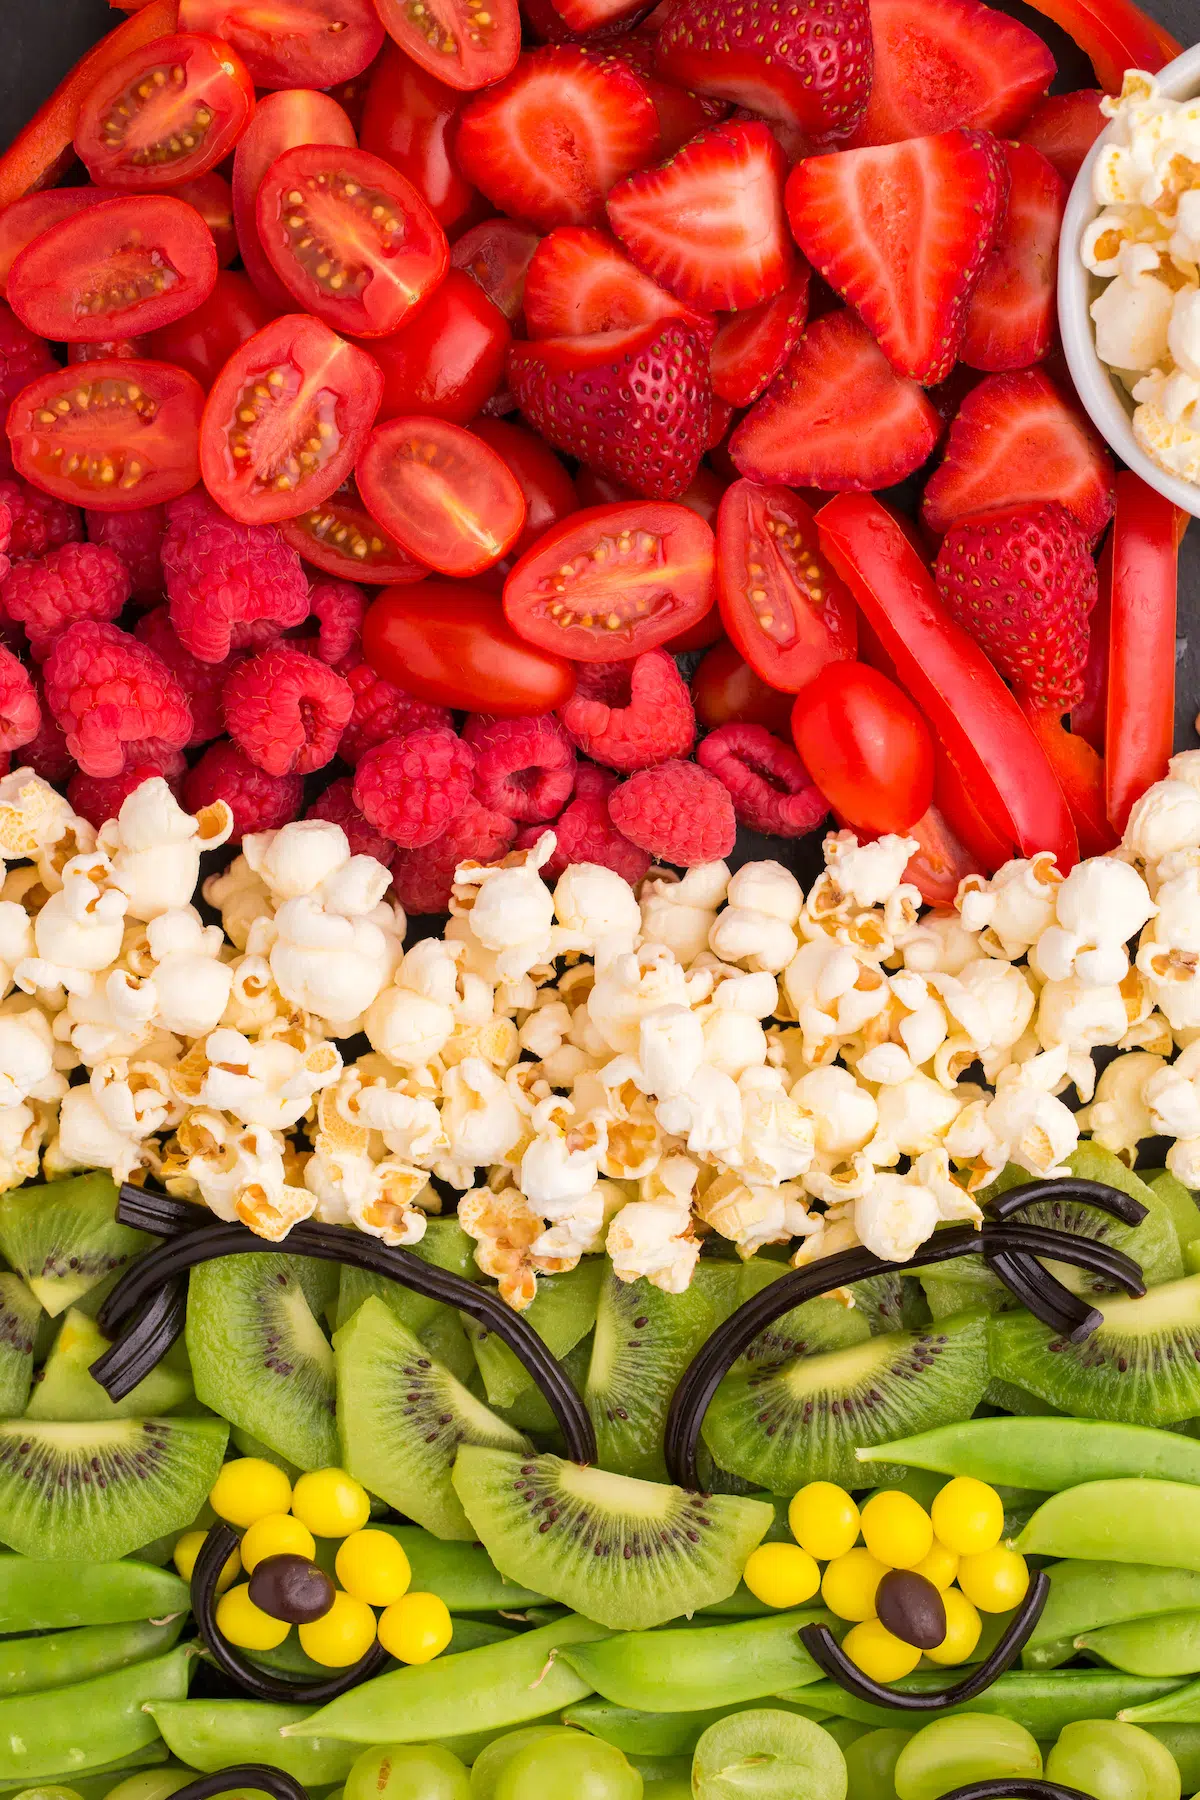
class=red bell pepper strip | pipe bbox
[1072,532,1112,757]
[1018,0,1180,94]
[818,493,1078,871]
[1106,472,1179,835]
[1024,707,1118,860]
[0,0,179,210]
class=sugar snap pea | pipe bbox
[1018,1481,1200,1568]
[0,1646,192,1782]
[0,1615,184,1698]
[0,1556,189,1632]
[0,1749,170,1797]
[561,1698,835,1756]
[374,1528,548,1611]
[782,1672,1185,1738]
[146,1700,357,1785]
[858,1420,1200,1491]
[1079,1609,1200,1675]
[558,1610,830,1713]
[1022,1563,1200,1672]
[1119,1675,1200,1724]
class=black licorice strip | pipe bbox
[799,1570,1050,1714]
[985,1221,1144,1294]
[982,1247,1101,1343]
[938,1787,1090,1799]
[90,1276,188,1396]
[157,1769,308,1800]
[991,1176,1148,1228]
[191,1523,389,1704]
[116,1181,213,1237]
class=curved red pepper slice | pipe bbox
[1019,0,1180,94]
[1072,532,1112,758]
[818,492,1078,872]
[1105,473,1180,835]
[1024,707,1117,861]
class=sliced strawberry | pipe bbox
[456,48,659,233]
[710,267,811,407]
[960,142,1066,373]
[729,309,941,491]
[785,128,1010,384]
[521,0,652,44]
[552,0,655,36]
[654,0,872,141]
[606,33,729,159]
[1018,89,1107,185]
[607,121,794,312]
[923,368,1116,540]
[507,317,710,499]
[846,0,1054,148]
[523,226,715,341]
[733,109,811,166]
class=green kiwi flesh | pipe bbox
[0,1174,147,1316]
[848,1271,931,1334]
[500,1334,591,1437]
[25,1308,192,1422]
[987,1273,1200,1423]
[0,1274,40,1416]
[467,1258,604,1411]
[336,1218,479,1383]
[1148,1171,1200,1250]
[186,1253,338,1471]
[0,1415,228,1560]
[702,1307,990,1492]
[451,1444,774,1629]
[335,1295,528,1539]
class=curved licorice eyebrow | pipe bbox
[933,1785,1092,1799]
[161,1762,309,1800]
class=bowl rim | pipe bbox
[1058,39,1200,521]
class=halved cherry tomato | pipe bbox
[360,41,481,236]
[365,270,510,426]
[791,661,935,835]
[717,478,857,691]
[169,170,237,266]
[450,218,541,322]
[256,144,448,338]
[1106,472,1178,834]
[357,415,526,576]
[900,807,987,908]
[8,356,203,509]
[1024,706,1117,860]
[232,88,357,312]
[692,639,795,736]
[503,501,717,662]
[279,473,428,583]
[471,417,577,560]
[363,581,575,713]
[373,0,520,94]
[0,189,116,293]
[178,0,384,89]
[144,268,277,387]
[7,194,218,343]
[74,33,254,189]
[200,312,383,523]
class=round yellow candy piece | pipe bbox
[742,1543,821,1610]
[291,1467,371,1539]
[215,1582,290,1651]
[336,1529,413,1608]
[860,1491,934,1570]
[931,1477,1006,1557]
[209,1457,293,1528]
[378,1591,453,1665]
[925,1587,983,1666]
[821,1548,888,1623]
[843,1618,923,1684]
[240,1512,316,1574]
[913,1538,960,1594]
[173,1529,241,1595]
[789,1482,860,1562]
[957,1547,1030,1613]
[299,1589,378,1668]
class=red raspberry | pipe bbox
[575,763,619,800]
[518,792,651,886]
[307,778,397,864]
[391,800,517,914]
[134,606,233,747]
[0,646,39,752]
[2,543,132,661]
[21,694,72,783]
[305,580,367,665]
[336,659,453,766]
[697,722,828,837]
[0,499,10,581]
[183,739,304,844]
[355,728,476,848]
[68,755,186,830]
[0,479,83,563]
[43,622,192,779]
[0,307,54,477]
[559,650,696,771]
[162,491,310,663]
[86,506,166,603]
[224,645,354,778]
[470,715,576,822]
[609,760,736,866]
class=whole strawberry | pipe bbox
[934,503,1097,711]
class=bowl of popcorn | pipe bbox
[1060,43,1200,516]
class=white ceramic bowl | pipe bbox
[1058,39,1200,520]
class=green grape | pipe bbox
[692,1709,848,1800]
[493,1734,643,1800]
[344,1745,470,1800]
[103,1777,194,1800]
[894,1716,1042,1800]
[846,1730,914,1800]
[1046,1723,1182,1800]
[11,1790,84,1800]
[469,1730,577,1800]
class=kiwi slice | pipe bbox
[987,1273,1200,1424]
[702,1308,990,1493]
[0,1274,40,1417]
[988,1146,1184,1293]
[25,1309,193,1422]
[0,1174,148,1317]
[452,1445,774,1630]
[336,1218,479,1384]
[0,1415,227,1560]
[1148,1171,1200,1251]
[849,1271,931,1334]
[185,1253,338,1471]
[981,1377,1065,1417]
[335,1295,528,1539]
[501,1335,592,1438]
[468,1258,605,1410]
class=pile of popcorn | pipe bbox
[1083,69,1200,485]
[7,751,1200,1308]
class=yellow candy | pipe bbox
[843,1618,923,1683]
[860,1491,934,1570]
[291,1467,371,1539]
[957,1547,1030,1614]
[215,1582,290,1651]
[173,1529,240,1595]
[742,1543,821,1610]
[914,1538,960,1593]
[821,1548,888,1623]
[931,1478,1006,1557]
[926,1587,983,1666]
[299,1590,378,1668]
[789,1482,860,1562]
[240,1513,316,1574]
[336,1529,413,1608]
[378,1591,453,1665]
[209,1457,293,1528]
